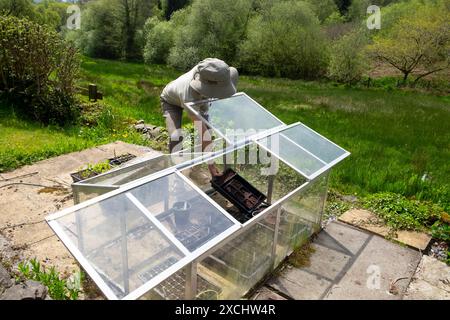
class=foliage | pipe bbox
[73,0,122,59]
[346,0,400,22]
[325,190,353,218]
[167,0,253,70]
[431,221,450,243]
[328,29,369,83]
[16,258,82,300]
[160,0,190,20]
[368,0,450,83]
[78,160,112,179]
[0,16,80,125]
[143,16,175,64]
[363,192,443,231]
[0,0,72,30]
[238,0,329,79]
[0,0,35,19]
[305,0,340,23]
[72,0,154,60]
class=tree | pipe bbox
[0,0,35,19]
[368,1,449,84]
[328,29,369,83]
[305,0,339,23]
[238,0,328,79]
[333,0,351,15]
[160,0,190,20]
[143,17,175,64]
[167,0,253,70]
[347,0,400,22]
[70,0,155,60]
[75,0,123,59]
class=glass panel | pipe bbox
[130,173,235,252]
[181,143,307,224]
[258,124,348,179]
[282,123,347,163]
[54,194,185,299]
[187,94,283,143]
[259,133,324,177]
[200,211,277,299]
[139,268,223,300]
[276,173,329,265]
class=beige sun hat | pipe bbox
[190,58,238,99]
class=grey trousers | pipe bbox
[161,99,184,153]
[161,99,212,153]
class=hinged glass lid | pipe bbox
[257,123,350,180]
[185,93,284,144]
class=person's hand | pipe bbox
[208,164,222,178]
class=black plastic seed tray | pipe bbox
[211,169,267,217]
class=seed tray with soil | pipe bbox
[70,153,137,183]
[211,168,268,219]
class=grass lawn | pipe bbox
[1,56,449,210]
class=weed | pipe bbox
[287,241,316,268]
[431,221,450,243]
[362,192,443,231]
[16,258,82,300]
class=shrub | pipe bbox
[304,0,340,23]
[238,0,329,79]
[167,0,253,70]
[328,30,369,84]
[143,17,175,64]
[75,0,122,59]
[0,16,80,125]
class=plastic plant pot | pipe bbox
[173,201,192,227]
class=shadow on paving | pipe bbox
[254,221,422,300]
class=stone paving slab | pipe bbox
[304,244,351,280]
[403,255,450,300]
[267,267,332,300]
[315,222,370,255]
[252,286,287,300]
[404,279,450,300]
[413,255,450,292]
[0,141,158,273]
[324,235,421,300]
[258,221,423,300]
[339,209,431,250]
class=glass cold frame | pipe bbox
[47,93,351,300]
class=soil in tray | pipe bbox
[212,169,267,216]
